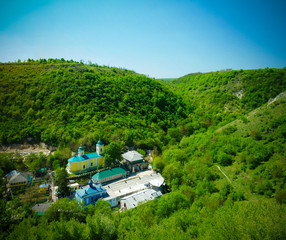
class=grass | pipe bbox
[216,93,286,137]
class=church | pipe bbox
[67,140,105,174]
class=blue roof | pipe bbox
[76,181,106,198]
[86,152,100,158]
[40,183,49,188]
[68,152,100,162]
[97,140,104,146]
[92,167,127,181]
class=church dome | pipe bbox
[97,140,103,146]
[78,146,84,151]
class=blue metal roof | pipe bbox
[86,152,99,158]
[76,181,106,198]
[92,167,127,181]
[68,152,100,162]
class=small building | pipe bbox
[67,140,105,174]
[120,189,162,210]
[35,168,47,177]
[149,175,165,191]
[69,183,80,193]
[6,171,32,188]
[92,167,128,184]
[32,203,52,216]
[122,150,146,172]
[75,180,107,206]
[39,183,49,192]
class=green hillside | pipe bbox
[167,68,286,127]
[1,63,286,239]
[0,60,187,148]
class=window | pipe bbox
[91,196,94,202]
[100,148,102,153]
[91,162,93,167]
[83,165,85,169]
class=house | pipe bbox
[32,203,52,216]
[39,183,49,192]
[67,140,105,174]
[120,189,162,210]
[6,171,32,188]
[122,150,147,172]
[92,167,128,184]
[75,180,106,206]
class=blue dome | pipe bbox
[78,146,84,151]
[97,140,103,146]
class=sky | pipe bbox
[0,0,286,78]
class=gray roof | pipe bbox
[32,203,52,213]
[122,151,143,162]
[9,172,29,184]
[103,172,164,201]
[121,189,162,209]
[5,170,19,179]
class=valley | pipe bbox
[0,60,285,239]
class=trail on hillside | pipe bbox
[216,165,232,184]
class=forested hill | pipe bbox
[0,60,187,147]
[1,63,286,239]
[166,68,286,127]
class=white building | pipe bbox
[120,189,162,210]
[103,171,165,207]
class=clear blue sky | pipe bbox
[0,0,286,78]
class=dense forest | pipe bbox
[0,59,187,149]
[1,60,286,239]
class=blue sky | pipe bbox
[0,0,286,78]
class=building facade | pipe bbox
[92,167,128,184]
[6,171,32,188]
[67,140,105,174]
[75,180,107,206]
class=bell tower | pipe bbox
[78,146,84,157]
[96,139,104,156]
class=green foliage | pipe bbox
[168,68,286,127]
[200,199,286,240]
[104,142,122,167]
[55,168,69,197]
[1,63,286,240]
[0,60,187,147]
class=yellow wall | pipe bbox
[9,181,27,187]
[99,146,103,154]
[39,187,49,192]
[97,157,104,166]
[72,162,78,172]
[69,156,105,173]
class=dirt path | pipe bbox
[216,165,232,184]
[0,143,52,156]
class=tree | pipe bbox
[104,142,122,167]
[56,168,69,197]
